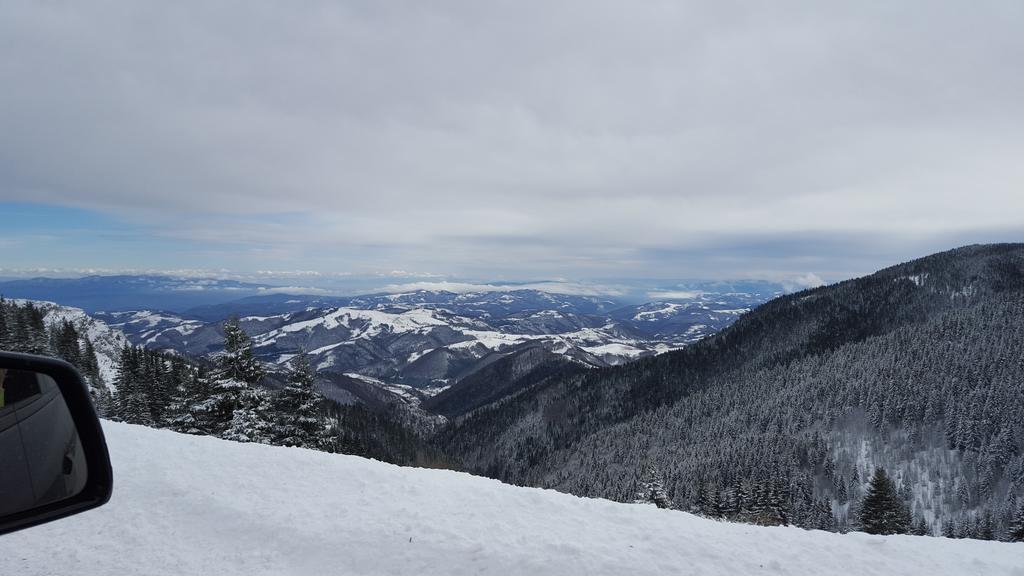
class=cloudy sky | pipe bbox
[2,1,1022,288]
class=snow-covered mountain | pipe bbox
[97,289,770,392]
[3,421,1019,576]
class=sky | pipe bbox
[2,1,1023,291]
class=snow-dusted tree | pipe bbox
[1008,502,1024,542]
[977,510,996,540]
[219,316,264,385]
[725,480,747,517]
[80,338,103,388]
[195,316,272,440]
[194,374,249,437]
[222,386,274,444]
[52,320,82,368]
[635,464,673,509]
[91,383,114,419]
[167,366,211,435]
[812,498,836,531]
[21,303,50,355]
[271,351,327,448]
[942,519,956,539]
[910,510,930,536]
[0,297,9,350]
[114,346,153,425]
[860,468,909,535]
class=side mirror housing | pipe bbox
[0,351,113,535]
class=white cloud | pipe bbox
[646,290,705,301]
[784,273,826,292]
[255,286,335,296]
[2,1,1022,279]
[378,281,627,298]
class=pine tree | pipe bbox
[693,481,710,516]
[222,386,273,444]
[81,338,102,387]
[271,351,327,448]
[813,498,836,531]
[1008,502,1024,542]
[635,464,673,509]
[53,320,82,368]
[978,510,996,540]
[942,520,956,539]
[114,345,150,423]
[91,384,114,419]
[0,297,9,351]
[219,316,264,385]
[194,373,248,436]
[145,353,174,425]
[22,303,50,354]
[167,366,212,435]
[910,511,930,536]
[11,304,31,353]
[859,468,910,535]
[195,317,270,439]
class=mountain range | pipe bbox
[93,287,779,398]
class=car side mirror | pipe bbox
[0,351,113,535]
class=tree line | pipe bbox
[0,297,106,394]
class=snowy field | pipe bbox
[2,422,1022,576]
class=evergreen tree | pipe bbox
[195,317,270,440]
[194,372,249,436]
[167,366,212,435]
[145,353,174,425]
[1008,502,1024,542]
[635,464,673,509]
[942,520,956,539]
[812,498,836,531]
[0,297,9,350]
[693,481,710,516]
[725,480,747,518]
[53,320,82,368]
[222,387,273,443]
[117,347,153,425]
[271,351,327,448]
[80,338,102,387]
[978,510,996,540]
[219,316,264,385]
[860,468,910,535]
[91,384,114,419]
[910,511,930,536]
[22,303,50,354]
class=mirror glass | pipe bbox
[0,369,89,517]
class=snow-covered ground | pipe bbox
[2,422,1022,576]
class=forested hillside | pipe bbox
[436,244,1024,538]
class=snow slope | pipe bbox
[2,422,1021,576]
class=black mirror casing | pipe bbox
[0,351,113,536]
